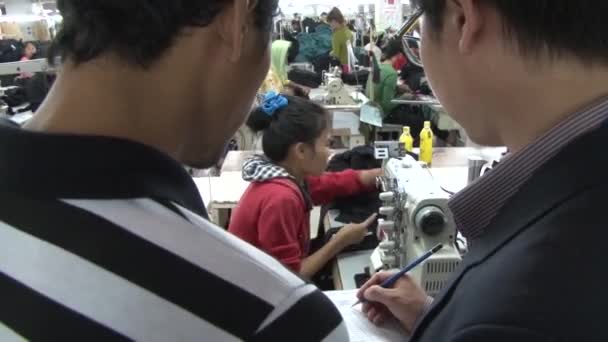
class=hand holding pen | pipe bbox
[355,244,442,334]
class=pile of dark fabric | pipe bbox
[342,69,369,87]
[2,72,56,115]
[2,87,28,108]
[288,68,322,88]
[294,24,332,64]
[26,72,56,112]
[310,146,383,290]
[0,39,24,63]
[0,39,26,87]
[319,146,383,253]
[327,146,383,225]
[400,63,427,94]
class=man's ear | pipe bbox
[448,0,484,55]
[214,0,259,63]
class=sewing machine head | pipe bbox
[372,142,462,297]
[324,77,357,106]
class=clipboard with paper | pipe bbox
[324,290,408,342]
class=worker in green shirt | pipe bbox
[327,7,353,73]
[368,39,413,115]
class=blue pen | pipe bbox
[353,243,444,307]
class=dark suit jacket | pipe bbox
[411,122,608,342]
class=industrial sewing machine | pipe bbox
[321,67,358,106]
[371,141,462,297]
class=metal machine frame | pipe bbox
[371,142,462,297]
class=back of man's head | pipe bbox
[49,0,277,68]
[41,0,279,168]
[410,0,608,148]
[413,0,608,64]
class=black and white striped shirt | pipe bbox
[0,126,348,341]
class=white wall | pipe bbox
[279,0,409,29]
[279,0,376,17]
[4,0,34,15]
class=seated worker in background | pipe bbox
[388,40,408,71]
[327,7,353,73]
[372,39,450,145]
[320,12,328,24]
[229,93,380,279]
[368,39,412,115]
[0,0,350,340]
[20,41,37,61]
[18,41,37,79]
[260,40,310,97]
[398,39,427,93]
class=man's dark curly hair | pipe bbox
[49,0,279,68]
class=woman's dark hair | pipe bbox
[327,7,345,25]
[49,0,279,68]
[383,39,404,61]
[247,95,329,162]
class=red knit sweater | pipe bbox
[229,170,370,272]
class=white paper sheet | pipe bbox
[324,290,408,342]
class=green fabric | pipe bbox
[331,26,353,66]
[367,63,399,114]
[295,24,332,63]
[271,40,292,84]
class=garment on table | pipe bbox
[367,63,399,115]
[326,146,383,226]
[229,155,370,272]
[27,72,55,112]
[410,117,608,342]
[287,68,322,88]
[331,26,353,68]
[0,126,348,341]
[295,24,333,64]
[400,62,426,93]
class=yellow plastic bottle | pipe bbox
[400,126,414,152]
[420,121,434,165]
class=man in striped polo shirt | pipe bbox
[358,1,608,341]
[0,1,348,341]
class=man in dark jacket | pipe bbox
[358,1,608,341]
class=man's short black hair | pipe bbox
[49,0,279,68]
[412,0,608,64]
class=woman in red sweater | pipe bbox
[229,92,380,279]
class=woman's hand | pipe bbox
[359,169,383,188]
[335,213,377,247]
